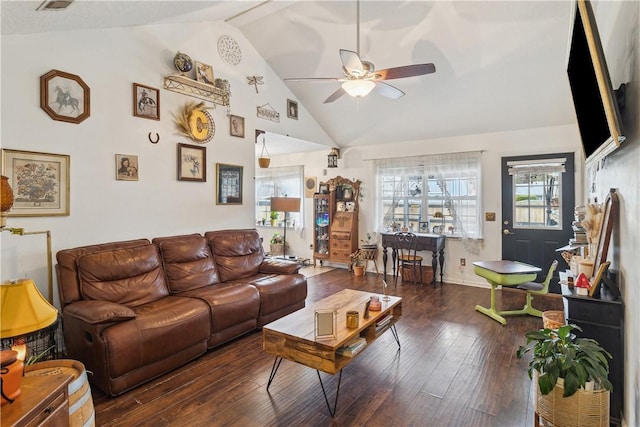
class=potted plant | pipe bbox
[270,211,279,226]
[269,232,285,256]
[360,232,377,249]
[349,250,365,276]
[516,323,612,425]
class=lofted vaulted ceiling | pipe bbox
[2,0,578,149]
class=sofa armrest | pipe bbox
[64,300,136,324]
[259,258,301,275]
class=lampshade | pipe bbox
[342,79,375,98]
[0,279,58,339]
[1,175,14,228]
[270,197,301,213]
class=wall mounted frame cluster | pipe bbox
[163,75,229,106]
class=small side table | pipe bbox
[3,373,72,426]
[359,247,379,273]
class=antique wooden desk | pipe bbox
[380,232,446,285]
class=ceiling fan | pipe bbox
[284,0,436,104]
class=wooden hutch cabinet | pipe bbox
[313,176,360,267]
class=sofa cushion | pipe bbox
[155,236,220,293]
[77,245,170,307]
[180,282,260,336]
[103,295,210,378]
[249,273,308,317]
[56,239,150,306]
[205,229,264,282]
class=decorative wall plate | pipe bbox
[188,109,215,143]
[173,101,215,144]
[218,35,242,65]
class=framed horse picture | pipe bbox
[133,83,160,120]
[40,69,90,124]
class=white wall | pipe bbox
[0,21,334,306]
[590,2,640,425]
[262,124,582,286]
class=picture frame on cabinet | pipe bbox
[40,69,90,124]
[177,143,206,182]
[116,154,139,181]
[216,163,243,205]
[2,149,70,217]
[133,83,160,120]
[230,115,245,138]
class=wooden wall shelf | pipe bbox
[163,75,230,106]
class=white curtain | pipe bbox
[375,151,483,240]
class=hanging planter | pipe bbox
[258,133,270,168]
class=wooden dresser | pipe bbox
[3,374,72,427]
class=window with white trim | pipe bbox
[255,166,303,229]
[508,158,565,230]
[376,152,482,239]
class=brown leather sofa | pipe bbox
[56,229,307,396]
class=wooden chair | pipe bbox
[393,232,423,287]
[501,260,559,318]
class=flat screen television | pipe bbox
[567,0,625,168]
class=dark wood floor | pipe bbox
[92,269,563,426]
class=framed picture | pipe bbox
[305,176,317,198]
[319,183,329,194]
[589,261,611,297]
[194,61,215,85]
[177,143,206,182]
[230,115,245,138]
[1,149,70,217]
[40,69,90,124]
[216,163,243,205]
[115,154,139,181]
[314,309,337,339]
[287,99,298,120]
[133,83,159,120]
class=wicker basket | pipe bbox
[535,374,610,427]
[543,310,565,329]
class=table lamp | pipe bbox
[0,279,58,405]
[270,197,300,259]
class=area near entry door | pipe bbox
[501,153,575,293]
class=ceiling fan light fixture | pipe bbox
[341,80,375,98]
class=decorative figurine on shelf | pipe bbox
[575,273,591,296]
[173,51,193,74]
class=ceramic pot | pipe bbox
[353,265,365,276]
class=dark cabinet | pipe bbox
[562,283,623,425]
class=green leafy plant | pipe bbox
[516,324,612,397]
[349,249,365,267]
[270,211,279,220]
[270,232,283,244]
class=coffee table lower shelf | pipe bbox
[262,289,402,418]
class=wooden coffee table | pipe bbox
[263,288,402,417]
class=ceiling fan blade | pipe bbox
[374,63,436,80]
[373,82,405,99]
[339,49,365,76]
[284,77,341,82]
[324,87,347,104]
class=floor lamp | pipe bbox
[270,197,300,259]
